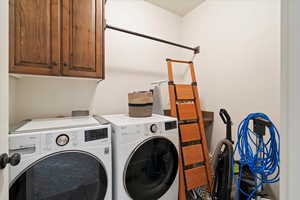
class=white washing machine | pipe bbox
[102,114,179,200]
[9,116,112,200]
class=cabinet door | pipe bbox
[62,0,104,79]
[9,0,60,76]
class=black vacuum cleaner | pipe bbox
[211,109,234,200]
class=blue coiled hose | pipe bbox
[234,113,280,200]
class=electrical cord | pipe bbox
[234,113,280,200]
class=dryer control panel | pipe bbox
[115,119,178,145]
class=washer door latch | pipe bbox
[104,147,110,155]
[0,153,21,169]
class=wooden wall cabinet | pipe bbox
[9,0,105,79]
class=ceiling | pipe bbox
[145,0,205,16]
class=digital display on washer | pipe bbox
[85,128,108,142]
[165,121,177,130]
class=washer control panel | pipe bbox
[43,127,110,152]
[9,125,111,156]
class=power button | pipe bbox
[150,124,158,133]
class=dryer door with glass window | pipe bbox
[124,137,178,200]
[10,151,107,200]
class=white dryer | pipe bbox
[9,116,112,200]
[102,114,179,200]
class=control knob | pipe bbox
[150,124,158,133]
[56,134,69,146]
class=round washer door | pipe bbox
[10,151,108,200]
[124,137,178,200]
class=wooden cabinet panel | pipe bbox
[9,0,60,75]
[62,0,104,78]
[9,0,104,79]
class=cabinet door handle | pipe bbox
[63,63,69,66]
[52,62,59,65]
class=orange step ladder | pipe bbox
[166,59,212,200]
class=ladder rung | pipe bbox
[167,58,192,64]
[177,103,198,121]
[182,144,204,166]
[178,120,198,125]
[184,162,205,170]
[181,140,201,147]
[179,123,201,142]
[185,166,208,190]
[175,84,194,100]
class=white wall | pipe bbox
[281,0,300,199]
[181,0,281,151]
[10,0,183,126]
[181,0,280,198]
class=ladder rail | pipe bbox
[190,62,213,186]
[191,81,213,186]
[167,60,187,200]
